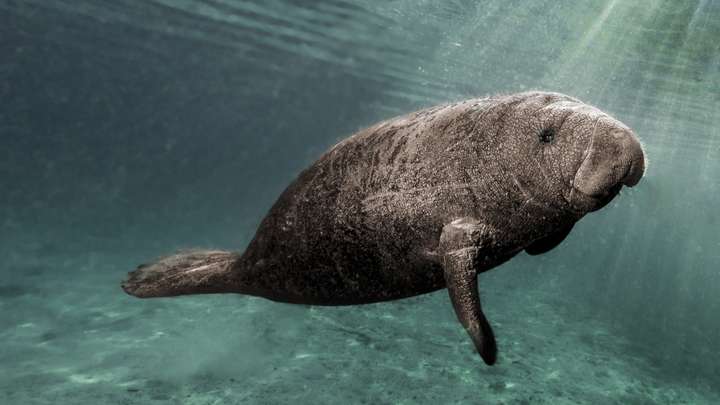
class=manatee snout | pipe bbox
[619,133,645,187]
[571,116,645,211]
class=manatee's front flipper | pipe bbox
[439,218,497,365]
[524,223,574,256]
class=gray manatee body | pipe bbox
[122,91,645,365]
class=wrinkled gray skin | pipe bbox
[122,91,645,365]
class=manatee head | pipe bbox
[488,91,645,217]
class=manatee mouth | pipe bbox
[590,182,623,210]
[567,183,620,213]
[568,162,639,213]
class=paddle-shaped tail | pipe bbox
[121,250,241,298]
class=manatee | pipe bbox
[122,91,645,365]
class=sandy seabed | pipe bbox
[0,249,717,405]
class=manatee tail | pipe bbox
[121,250,242,298]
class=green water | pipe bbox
[1,1,719,403]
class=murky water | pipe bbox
[1,1,719,403]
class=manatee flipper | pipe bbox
[524,223,574,255]
[439,218,497,365]
[122,250,240,298]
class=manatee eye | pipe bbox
[539,128,555,143]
